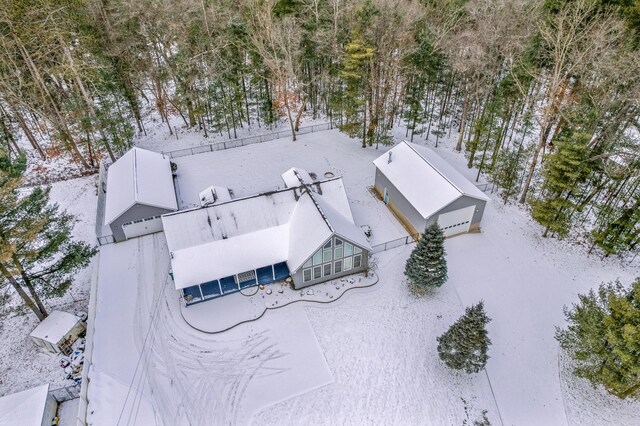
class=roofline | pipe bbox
[107,201,177,225]
[374,141,490,202]
[162,175,345,219]
[400,141,466,196]
[289,232,371,274]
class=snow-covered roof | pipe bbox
[104,148,178,225]
[373,141,490,218]
[281,167,313,188]
[162,176,370,290]
[29,310,81,344]
[198,185,231,207]
[0,384,50,425]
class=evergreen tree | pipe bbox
[0,152,96,321]
[405,222,448,288]
[531,131,592,237]
[437,302,492,374]
[556,278,640,399]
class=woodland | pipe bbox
[0,0,639,256]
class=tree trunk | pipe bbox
[0,262,46,321]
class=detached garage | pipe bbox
[373,141,490,237]
[104,147,178,242]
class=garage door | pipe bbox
[122,216,163,239]
[437,205,475,237]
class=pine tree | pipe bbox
[0,151,97,321]
[531,131,592,237]
[405,222,448,288]
[437,302,492,374]
[556,278,640,399]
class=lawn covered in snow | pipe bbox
[83,128,639,425]
[0,175,97,398]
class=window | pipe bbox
[303,258,313,268]
[237,270,256,283]
[334,260,343,273]
[344,256,353,271]
[323,249,332,263]
[313,266,322,279]
[323,240,332,249]
[344,242,353,256]
[354,246,362,254]
[303,269,312,282]
[335,238,343,246]
[312,250,323,265]
[323,263,332,276]
[353,254,362,268]
[334,246,343,259]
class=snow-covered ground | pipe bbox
[0,175,97,398]
[3,116,638,425]
[85,127,640,425]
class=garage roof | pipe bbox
[0,384,50,426]
[373,141,489,219]
[104,148,178,225]
[162,176,370,290]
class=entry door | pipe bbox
[383,188,389,204]
[122,216,163,239]
[437,205,475,237]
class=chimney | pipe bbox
[388,151,393,164]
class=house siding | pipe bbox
[425,196,487,232]
[109,204,174,242]
[374,167,487,235]
[290,235,370,289]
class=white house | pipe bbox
[373,141,490,237]
[30,310,85,355]
[104,147,178,242]
[0,384,57,426]
[162,170,370,306]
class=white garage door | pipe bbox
[437,205,475,237]
[122,215,163,239]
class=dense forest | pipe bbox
[0,0,638,256]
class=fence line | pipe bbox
[162,122,332,159]
[475,182,493,193]
[49,383,81,403]
[370,233,419,254]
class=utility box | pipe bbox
[29,311,86,355]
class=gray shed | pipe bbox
[30,310,86,355]
[0,384,57,426]
[104,147,178,242]
[373,141,490,237]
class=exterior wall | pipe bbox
[109,204,174,242]
[291,235,370,289]
[41,393,58,426]
[374,168,426,234]
[424,196,487,232]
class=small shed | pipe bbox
[104,147,178,242]
[373,141,490,237]
[30,311,85,355]
[0,384,57,426]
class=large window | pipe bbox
[301,236,365,283]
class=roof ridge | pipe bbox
[163,175,345,218]
[401,141,464,196]
[132,147,140,202]
[304,187,335,233]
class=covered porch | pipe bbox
[179,262,290,306]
